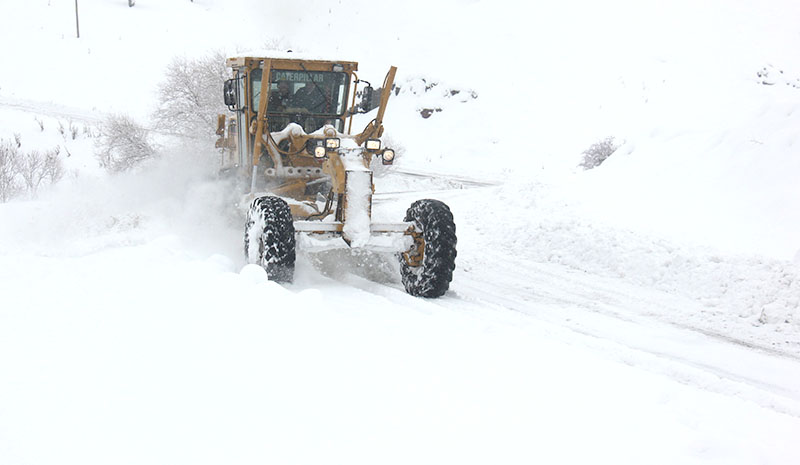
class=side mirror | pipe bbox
[223,79,237,109]
[360,86,374,113]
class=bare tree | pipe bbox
[57,119,79,141]
[0,139,66,201]
[152,50,229,137]
[43,148,65,184]
[19,150,48,197]
[96,113,156,172]
[0,140,22,202]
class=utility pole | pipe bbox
[75,0,80,38]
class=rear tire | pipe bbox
[400,199,457,297]
[245,196,296,283]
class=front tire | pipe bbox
[400,199,457,297]
[244,196,296,283]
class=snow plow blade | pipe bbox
[293,221,415,234]
[294,221,416,253]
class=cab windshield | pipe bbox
[251,68,349,132]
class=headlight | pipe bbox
[306,139,327,158]
[382,149,395,165]
[365,139,381,151]
[325,138,340,150]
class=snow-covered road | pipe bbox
[2,165,799,465]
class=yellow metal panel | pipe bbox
[251,58,272,168]
[375,66,397,126]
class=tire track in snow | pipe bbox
[309,249,800,418]
[450,253,800,418]
[365,171,800,418]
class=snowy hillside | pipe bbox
[2,1,800,464]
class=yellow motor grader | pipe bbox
[215,54,456,297]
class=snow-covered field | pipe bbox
[2,1,800,464]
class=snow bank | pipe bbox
[450,180,800,354]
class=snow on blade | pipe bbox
[342,168,372,248]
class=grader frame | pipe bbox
[216,53,457,297]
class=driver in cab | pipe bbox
[268,80,293,111]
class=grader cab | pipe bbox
[216,54,456,297]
